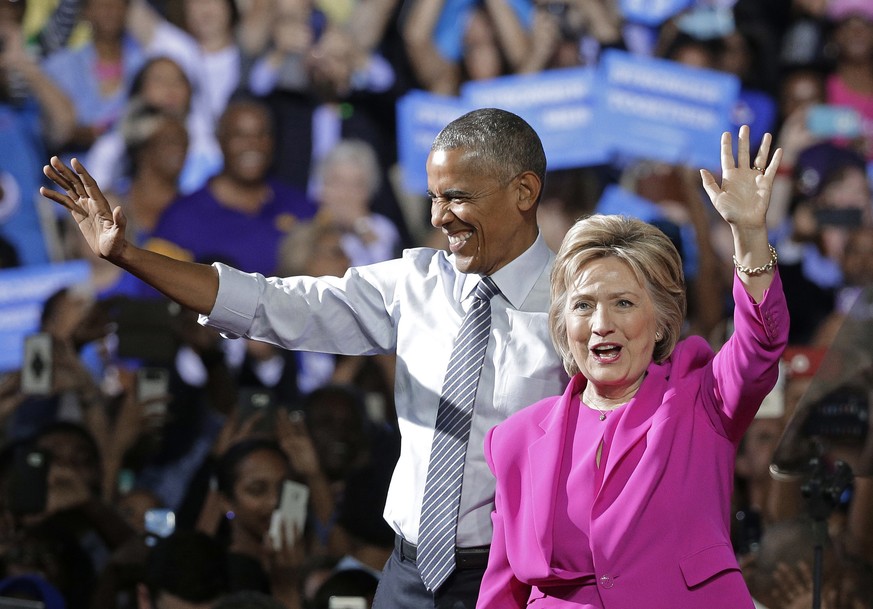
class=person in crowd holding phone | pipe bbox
[823,0,873,161]
[771,141,872,344]
[215,438,303,608]
[41,107,568,609]
[476,126,789,608]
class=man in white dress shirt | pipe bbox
[42,108,569,609]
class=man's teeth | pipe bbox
[448,231,473,245]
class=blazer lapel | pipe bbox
[527,375,585,564]
[601,360,671,484]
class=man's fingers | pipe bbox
[39,186,74,211]
[48,156,86,199]
[71,158,104,201]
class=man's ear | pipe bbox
[515,171,542,212]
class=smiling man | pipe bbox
[41,107,569,609]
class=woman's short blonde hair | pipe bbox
[548,214,687,376]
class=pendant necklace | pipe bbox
[580,392,610,421]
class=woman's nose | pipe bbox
[591,307,613,336]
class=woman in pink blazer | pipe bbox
[477,126,789,609]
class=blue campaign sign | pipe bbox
[619,0,693,26]
[396,90,473,194]
[0,260,91,372]
[460,67,611,170]
[0,102,52,266]
[592,49,740,169]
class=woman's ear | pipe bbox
[515,171,542,212]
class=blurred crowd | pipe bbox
[0,0,872,607]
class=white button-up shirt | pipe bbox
[201,234,569,547]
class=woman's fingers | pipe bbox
[737,124,751,169]
[754,132,772,172]
[720,130,735,173]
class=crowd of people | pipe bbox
[0,0,872,608]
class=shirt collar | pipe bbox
[460,233,552,309]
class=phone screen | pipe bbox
[144,508,176,546]
[806,105,862,138]
[21,333,52,396]
[137,367,171,416]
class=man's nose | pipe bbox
[431,199,453,227]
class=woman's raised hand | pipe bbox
[700,125,783,230]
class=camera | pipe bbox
[108,297,180,364]
[802,385,869,442]
[814,207,863,228]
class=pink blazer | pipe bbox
[477,273,789,609]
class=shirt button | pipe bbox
[599,574,614,589]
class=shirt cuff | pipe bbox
[198,263,261,338]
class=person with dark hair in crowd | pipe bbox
[42,107,568,608]
[477,127,788,607]
[41,0,146,159]
[27,421,138,567]
[143,96,316,278]
[297,384,398,567]
[85,55,221,196]
[214,437,302,607]
[773,141,872,344]
[137,529,230,609]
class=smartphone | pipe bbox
[814,207,863,227]
[20,333,52,396]
[7,447,49,515]
[328,598,368,609]
[137,367,171,416]
[268,479,309,550]
[144,508,176,546]
[112,298,180,364]
[238,387,278,434]
[807,104,862,138]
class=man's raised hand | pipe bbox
[41,157,128,262]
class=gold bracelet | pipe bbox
[733,244,778,276]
